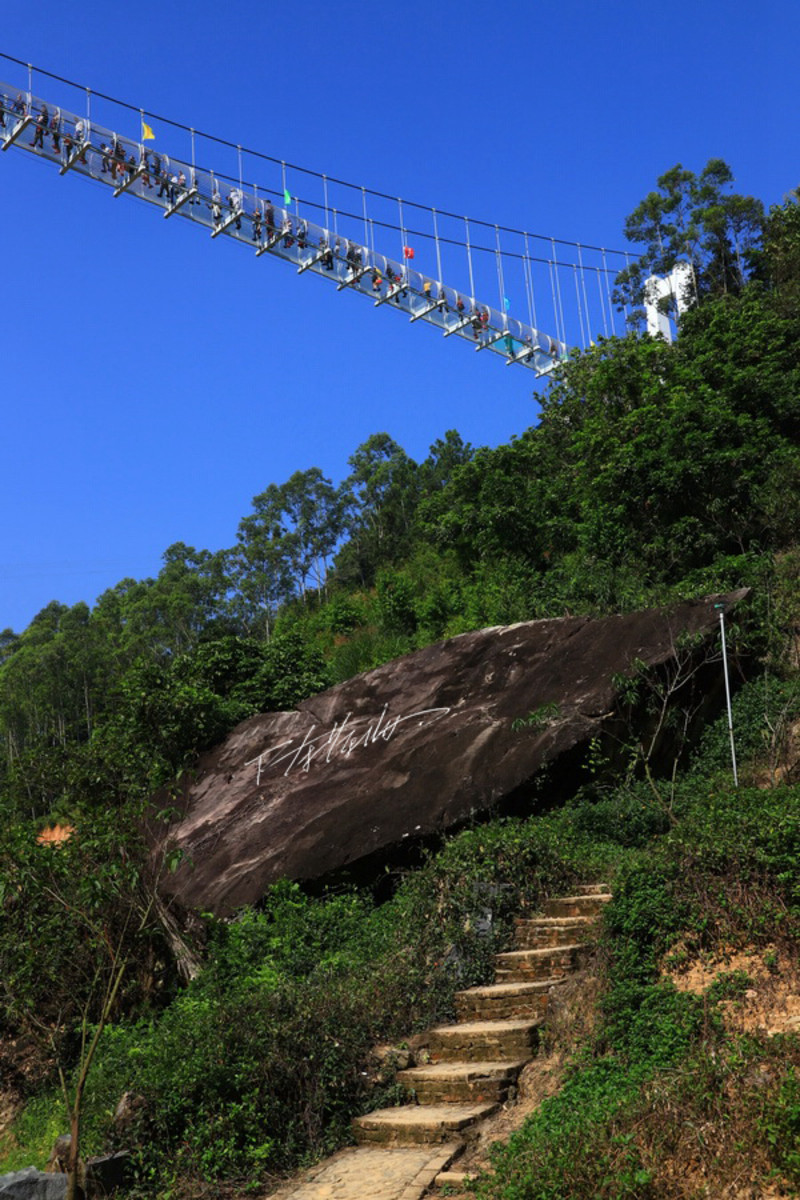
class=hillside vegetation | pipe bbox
[1,164,799,1197]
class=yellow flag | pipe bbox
[142,119,155,141]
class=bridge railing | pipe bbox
[1,85,566,375]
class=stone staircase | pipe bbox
[352,885,611,1155]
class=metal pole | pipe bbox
[716,604,738,787]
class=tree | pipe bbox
[230,470,343,635]
[754,188,800,315]
[277,468,344,598]
[539,331,799,577]
[418,429,475,493]
[336,434,419,584]
[229,485,297,639]
[0,812,170,1200]
[614,160,764,325]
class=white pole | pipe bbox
[716,604,738,787]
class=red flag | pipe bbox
[403,245,415,259]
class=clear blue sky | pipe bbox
[1,0,795,633]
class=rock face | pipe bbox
[0,1168,66,1198]
[158,592,746,916]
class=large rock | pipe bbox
[0,1168,66,1198]
[158,592,746,915]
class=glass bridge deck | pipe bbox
[0,86,566,375]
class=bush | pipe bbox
[689,673,800,783]
[61,813,620,1192]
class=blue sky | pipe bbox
[1,0,796,633]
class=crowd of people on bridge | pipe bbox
[2,93,547,361]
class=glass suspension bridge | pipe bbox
[0,53,635,377]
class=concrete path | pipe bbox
[266,1143,461,1200]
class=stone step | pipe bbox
[542,893,613,919]
[424,1018,541,1063]
[494,943,590,982]
[514,914,600,949]
[397,1059,527,1104]
[455,978,561,1022]
[353,1102,498,1145]
[432,1168,473,1190]
[574,883,611,895]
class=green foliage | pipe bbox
[468,781,800,1200]
[689,672,800,782]
[563,785,673,848]
[33,812,616,1193]
[474,1059,657,1199]
[754,188,800,316]
[327,626,415,684]
[761,1066,800,1185]
[5,770,800,1195]
[614,159,764,322]
[335,433,420,586]
[511,703,560,733]
[0,1091,64,1173]
[0,797,172,1184]
[705,968,753,1002]
[2,160,800,1198]
[376,568,418,636]
[230,468,344,636]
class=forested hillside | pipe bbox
[1,166,799,1197]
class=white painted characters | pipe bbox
[245,704,451,780]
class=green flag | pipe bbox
[283,187,292,206]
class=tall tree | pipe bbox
[229,484,297,640]
[231,469,343,634]
[336,434,419,584]
[277,468,343,597]
[614,159,764,325]
[418,429,475,494]
[755,188,800,315]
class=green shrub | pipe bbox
[62,813,620,1192]
[689,673,800,781]
[761,1065,800,1186]
[0,1091,64,1173]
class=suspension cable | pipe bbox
[9,50,626,287]
[0,49,628,260]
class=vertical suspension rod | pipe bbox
[551,238,566,348]
[495,225,507,325]
[432,207,443,285]
[602,250,616,336]
[577,243,592,344]
[465,217,475,301]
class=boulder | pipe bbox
[85,1153,130,1197]
[157,592,746,915]
[0,1168,67,1198]
[44,1136,70,1175]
